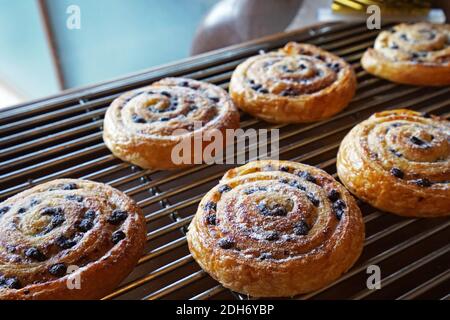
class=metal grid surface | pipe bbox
[1,22,449,300]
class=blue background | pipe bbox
[0,0,218,100]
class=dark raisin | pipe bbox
[112,230,126,244]
[259,253,273,260]
[429,33,436,40]
[62,183,77,190]
[55,235,77,249]
[66,195,83,202]
[17,207,26,214]
[131,114,146,124]
[389,148,403,157]
[107,209,128,225]
[25,247,46,261]
[399,33,408,41]
[160,91,171,98]
[206,214,217,226]
[0,206,11,216]
[410,136,426,146]
[189,105,198,112]
[315,54,325,61]
[258,88,269,94]
[244,186,267,195]
[257,202,270,216]
[209,96,220,103]
[46,214,65,232]
[294,220,310,236]
[257,202,287,217]
[306,193,320,207]
[390,167,404,179]
[78,219,93,232]
[327,189,340,202]
[251,84,262,91]
[49,263,67,277]
[390,43,399,49]
[265,231,279,241]
[218,185,231,193]
[281,89,297,96]
[41,207,63,216]
[218,238,234,249]
[279,166,290,172]
[84,209,96,220]
[326,62,340,72]
[179,81,189,87]
[204,201,217,212]
[299,63,306,70]
[333,200,346,220]
[159,117,170,122]
[30,199,41,206]
[414,178,432,187]
[2,277,21,289]
[298,171,317,184]
[289,180,306,191]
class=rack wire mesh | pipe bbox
[1,22,449,300]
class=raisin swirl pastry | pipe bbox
[229,42,357,123]
[362,23,450,86]
[337,109,450,217]
[0,179,146,299]
[187,160,364,297]
[103,77,240,169]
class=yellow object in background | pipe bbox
[332,0,431,16]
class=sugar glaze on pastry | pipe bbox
[0,179,146,299]
[337,109,450,217]
[103,77,240,169]
[229,42,357,123]
[361,23,450,86]
[187,160,364,297]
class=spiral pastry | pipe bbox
[362,23,450,86]
[337,109,450,217]
[229,42,357,123]
[187,160,364,297]
[103,77,240,170]
[0,179,146,299]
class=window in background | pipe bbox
[0,0,59,108]
[0,0,218,109]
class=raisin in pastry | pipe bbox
[361,23,450,86]
[0,179,146,299]
[103,77,240,170]
[229,42,357,123]
[337,109,450,217]
[187,160,364,297]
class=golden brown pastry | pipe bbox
[0,179,146,300]
[103,77,240,170]
[187,160,364,297]
[337,109,450,217]
[229,42,357,123]
[361,23,450,86]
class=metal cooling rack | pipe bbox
[1,22,449,300]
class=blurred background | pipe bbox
[0,0,447,109]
